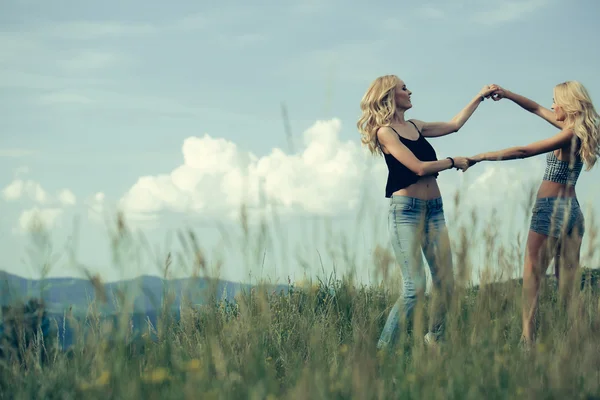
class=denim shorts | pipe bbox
[529,197,585,238]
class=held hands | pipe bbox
[451,154,484,172]
[451,83,504,173]
[450,156,471,172]
[478,84,506,101]
[487,84,506,101]
[478,85,497,100]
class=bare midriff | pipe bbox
[391,176,441,200]
[536,148,578,199]
[536,180,576,199]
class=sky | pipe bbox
[1,0,600,286]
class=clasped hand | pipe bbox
[452,84,504,172]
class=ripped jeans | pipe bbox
[377,195,455,350]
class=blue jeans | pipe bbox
[377,196,454,350]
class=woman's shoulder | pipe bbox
[407,119,425,132]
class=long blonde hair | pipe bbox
[554,81,600,170]
[357,75,401,156]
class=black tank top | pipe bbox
[377,120,439,198]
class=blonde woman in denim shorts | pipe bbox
[358,75,497,350]
[468,81,600,346]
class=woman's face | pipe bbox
[394,80,412,110]
[552,97,566,122]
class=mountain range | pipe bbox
[0,270,289,314]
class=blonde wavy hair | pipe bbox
[357,75,402,156]
[554,81,600,170]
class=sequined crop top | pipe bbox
[542,150,583,186]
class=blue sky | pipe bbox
[1,0,599,285]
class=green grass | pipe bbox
[2,205,600,399]
[2,270,600,399]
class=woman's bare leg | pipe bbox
[522,230,555,344]
[556,232,583,311]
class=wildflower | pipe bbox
[185,359,201,371]
[96,371,110,386]
[517,387,524,395]
[78,370,110,391]
[311,283,320,295]
[339,344,349,355]
[536,343,546,353]
[376,350,386,363]
[142,367,170,384]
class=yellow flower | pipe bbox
[78,371,110,391]
[185,359,201,371]
[339,344,349,354]
[95,371,110,386]
[311,283,319,294]
[376,350,386,363]
[536,343,546,353]
[266,356,273,362]
[142,367,170,384]
[517,387,524,395]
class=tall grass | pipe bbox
[1,193,600,400]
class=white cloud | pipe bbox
[0,69,108,90]
[278,40,391,83]
[472,0,550,25]
[228,33,268,46]
[58,189,77,206]
[38,91,93,105]
[116,119,550,226]
[1,179,78,207]
[0,148,36,158]
[85,192,106,221]
[47,21,158,39]
[2,179,49,203]
[175,14,209,31]
[463,159,545,207]
[416,6,445,19]
[118,119,386,221]
[17,207,63,234]
[58,51,122,71]
[36,12,245,41]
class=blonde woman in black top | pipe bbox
[358,75,496,349]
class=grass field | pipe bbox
[1,206,600,399]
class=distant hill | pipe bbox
[2,268,597,351]
[0,270,289,314]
